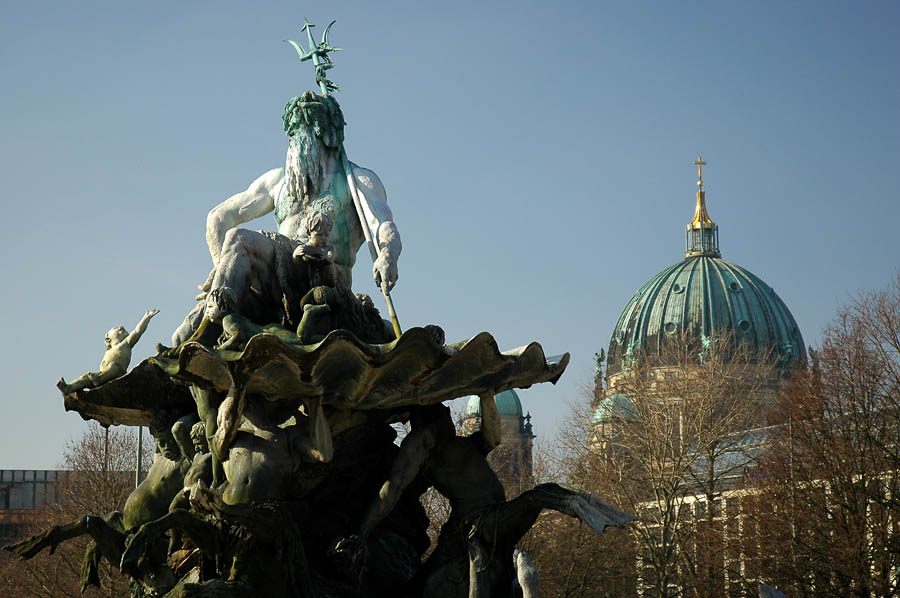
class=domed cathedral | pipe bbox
[596,156,806,433]
[463,390,536,496]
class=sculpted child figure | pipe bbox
[294,207,338,289]
[57,309,159,394]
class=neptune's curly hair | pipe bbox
[282,90,345,148]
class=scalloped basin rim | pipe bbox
[150,326,570,410]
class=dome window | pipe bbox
[729,282,741,292]
[738,320,752,333]
[672,283,684,294]
[664,322,677,334]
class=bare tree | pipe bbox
[518,404,637,598]
[590,334,774,597]
[1,423,154,598]
[747,275,900,598]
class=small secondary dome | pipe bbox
[465,389,523,418]
[606,157,806,376]
[592,393,636,424]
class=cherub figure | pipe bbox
[293,207,338,289]
[57,309,159,394]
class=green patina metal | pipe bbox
[282,18,403,339]
[464,389,524,418]
[284,18,342,97]
[273,152,354,270]
[606,256,806,376]
[592,393,636,424]
[282,92,345,140]
[607,170,806,376]
[276,90,353,270]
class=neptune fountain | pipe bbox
[5,20,632,598]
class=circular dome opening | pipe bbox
[664,322,677,334]
[729,282,741,292]
[738,320,752,333]
[672,283,684,294]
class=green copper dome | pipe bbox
[606,256,806,375]
[606,158,806,377]
[465,389,523,418]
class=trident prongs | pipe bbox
[285,19,342,96]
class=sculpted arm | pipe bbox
[351,165,402,290]
[125,309,160,347]
[358,422,436,539]
[205,168,283,267]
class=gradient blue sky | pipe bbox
[1,1,897,468]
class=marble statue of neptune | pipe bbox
[176,92,400,343]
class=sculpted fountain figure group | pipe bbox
[5,20,632,598]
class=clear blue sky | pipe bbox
[1,1,897,468]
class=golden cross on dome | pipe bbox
[693,155,707,187]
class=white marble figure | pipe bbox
[170,94,401,346]
[198,103,399,306]
[57,309,159,394]
[202,165,399,288]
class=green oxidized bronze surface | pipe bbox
[62,326,568,427]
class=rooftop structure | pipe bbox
[605,157,806,380]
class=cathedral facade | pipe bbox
[592,158,808,597]
[597,156,805,431]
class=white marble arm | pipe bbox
[205,168,284,266]
[351,164,402,289]
[125,309,160,347]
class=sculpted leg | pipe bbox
[210,228,277,315]
[214,382,247,461]
[121,509,216,579]
[172,302,205,346]
[56,364,125,394]
[83,514,129,565]
[190,385,225,486]
[172,413,201,460]
[467,540,491,598]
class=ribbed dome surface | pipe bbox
[607,256,805,376]
[592,393,636,424]
[465,389,523,418]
